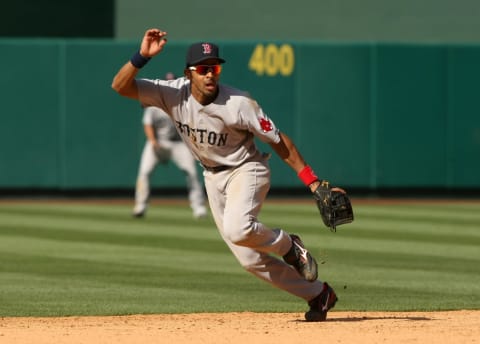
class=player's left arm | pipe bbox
[269,132,319,192]
[144,124,158,147]
[269,131,353,230]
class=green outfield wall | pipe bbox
[0,40,479,191]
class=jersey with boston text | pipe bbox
[136,77,280,168]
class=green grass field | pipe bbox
[0,198,479,317]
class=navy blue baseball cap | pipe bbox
[185,42,226,67]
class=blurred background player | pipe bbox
[132,72,208,219]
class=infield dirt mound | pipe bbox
[1,310,478,344]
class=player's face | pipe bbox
[187,58,222,105]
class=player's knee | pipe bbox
[225,229,252,246]
[223,219,256,246]
[225,223,253,246]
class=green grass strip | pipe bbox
[0,200,479,316]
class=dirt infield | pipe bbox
[1,311,479,344]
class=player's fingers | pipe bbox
[140,31,167,57]
[145,28,166,37]
[157,37,168,48]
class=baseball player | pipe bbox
[112,28,348,321]
[133,72,207,219]
[133,106,207,219]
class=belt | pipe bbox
[202,164,232,173]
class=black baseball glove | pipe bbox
[312,180,354,232]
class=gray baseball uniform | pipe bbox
[135,77,324,301]
[133,106,207,218]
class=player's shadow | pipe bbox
[329,315,431,322]
[293,315,432,323]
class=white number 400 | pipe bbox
[248,44,295,77]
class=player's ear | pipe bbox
[184,68,191,80]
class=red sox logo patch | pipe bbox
[202,43,212,55]
[259,117,273,132]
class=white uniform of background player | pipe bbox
[113,29,343,322]
[133,75,207,218]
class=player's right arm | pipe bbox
[111,62,140,99]
[112,28,168,99]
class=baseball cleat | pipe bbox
[193,207,208,219]
[132,205,146,218]
[283,234,318,282]
[304,282,338,322]
[132,211,145,218]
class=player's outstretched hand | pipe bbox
[140,29,168,58]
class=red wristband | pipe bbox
[298,165,319,187]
